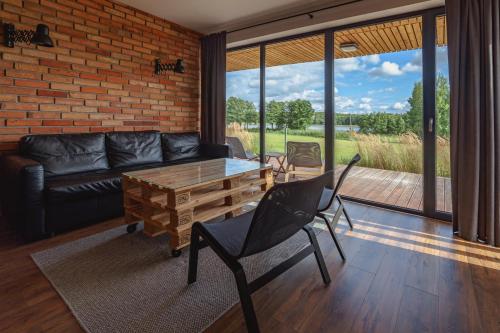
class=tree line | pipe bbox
[226,97,316,130]
[226,74,450,138]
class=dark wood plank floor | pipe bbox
[0,202,498,333]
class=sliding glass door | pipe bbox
[265,35,325,160]
[333,16,424,212]
[434,14,451,215]
[226,46,261,158]
[225,7,451,220]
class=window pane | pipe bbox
[435,15,452,213]
[334,16,424,211]
[265,35,325,180]
[226,47,260,158]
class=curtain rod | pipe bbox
[227,0,363,34]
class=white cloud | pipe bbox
[334,87,339,94]
[359,103,372,111]
[402,62,421,73]
[335,96,355,109]
[360,97,372,103]
[335,58,364,73]
[379,105,389,110]
[370,61,404,76]
[368,87,395,95]
[392,102,408,110]
[362,54,381,64]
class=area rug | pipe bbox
[31,221,324,333]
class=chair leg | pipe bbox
[303,225,331,284]
[336,195,353,230]
[188,228,200,284]
[233,267,260,333]
[319,214,346,261]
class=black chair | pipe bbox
[188,172,333,333]
[226,136,259,160]
[316,154,361,261]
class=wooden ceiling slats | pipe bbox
[227,16,448,72]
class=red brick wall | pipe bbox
[0,0,201,153]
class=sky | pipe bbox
[226,47,449,115]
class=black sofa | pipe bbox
[0,131,229,241]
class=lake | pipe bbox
[246,124,359,132]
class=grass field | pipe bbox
[226,124,451,177]
[249,132,358,164]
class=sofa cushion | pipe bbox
[45,170,122,203]
[20,133,109,177]
[45,161,168,203]
[161,132,202,161]
[106,131,163,168]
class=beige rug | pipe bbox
[32,221,323,333]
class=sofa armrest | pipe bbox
[0,154,45,241]
[200,143,230,159]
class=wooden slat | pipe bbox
[228,15,448,72]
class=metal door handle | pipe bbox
[428,117,434,133]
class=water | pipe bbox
[245,124,359,132]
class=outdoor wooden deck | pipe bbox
[274,165,452,213]
[337,166,452,213]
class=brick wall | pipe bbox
[0,0,201,153]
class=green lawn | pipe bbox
[249,132,359,163]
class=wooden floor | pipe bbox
[274,165,452,213]
[338,166,452,213]
[1,203,498,333]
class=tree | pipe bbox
[242,108,258,129]
[266,100,286,130]
[435,74,450,138]
[226,97,257,129]
[286,99,315,130]
[405,81,423,136]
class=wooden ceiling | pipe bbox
[227,16,447,72]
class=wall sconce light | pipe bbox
[155,58,185,75]
[3,23,54,48]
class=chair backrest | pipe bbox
[287,141,323,168]
[322,153,361,210]
[239,171,333,257]
[226,136,247,159]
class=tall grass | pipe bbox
[227,125,451,177]
[342,133,451,177]
[226,122,257,152]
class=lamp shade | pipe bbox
[174,59,185,73]
[31,24,53,47]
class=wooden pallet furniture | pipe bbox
[122,158,273,256]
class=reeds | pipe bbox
[349,133,451,177]
[226,122,257,152]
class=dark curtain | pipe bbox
[447,0,500,246]
[201,32,227,144]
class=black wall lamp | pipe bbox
[155,58,184,75]
[3,23,54,48]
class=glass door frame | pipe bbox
[226,6,451,221]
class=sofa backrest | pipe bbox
[20,133,109,177]
[105,131,163,168]
[161,132,201,161]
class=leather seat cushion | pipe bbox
[45,171,122,203]
[20,133,109,177]
[106,131,163,168]
[161,132,202,161]
[45,161,169,203]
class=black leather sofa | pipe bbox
[0,131,229,241]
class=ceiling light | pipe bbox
[339,42,358,52]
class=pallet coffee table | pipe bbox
[122,158,273,256]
